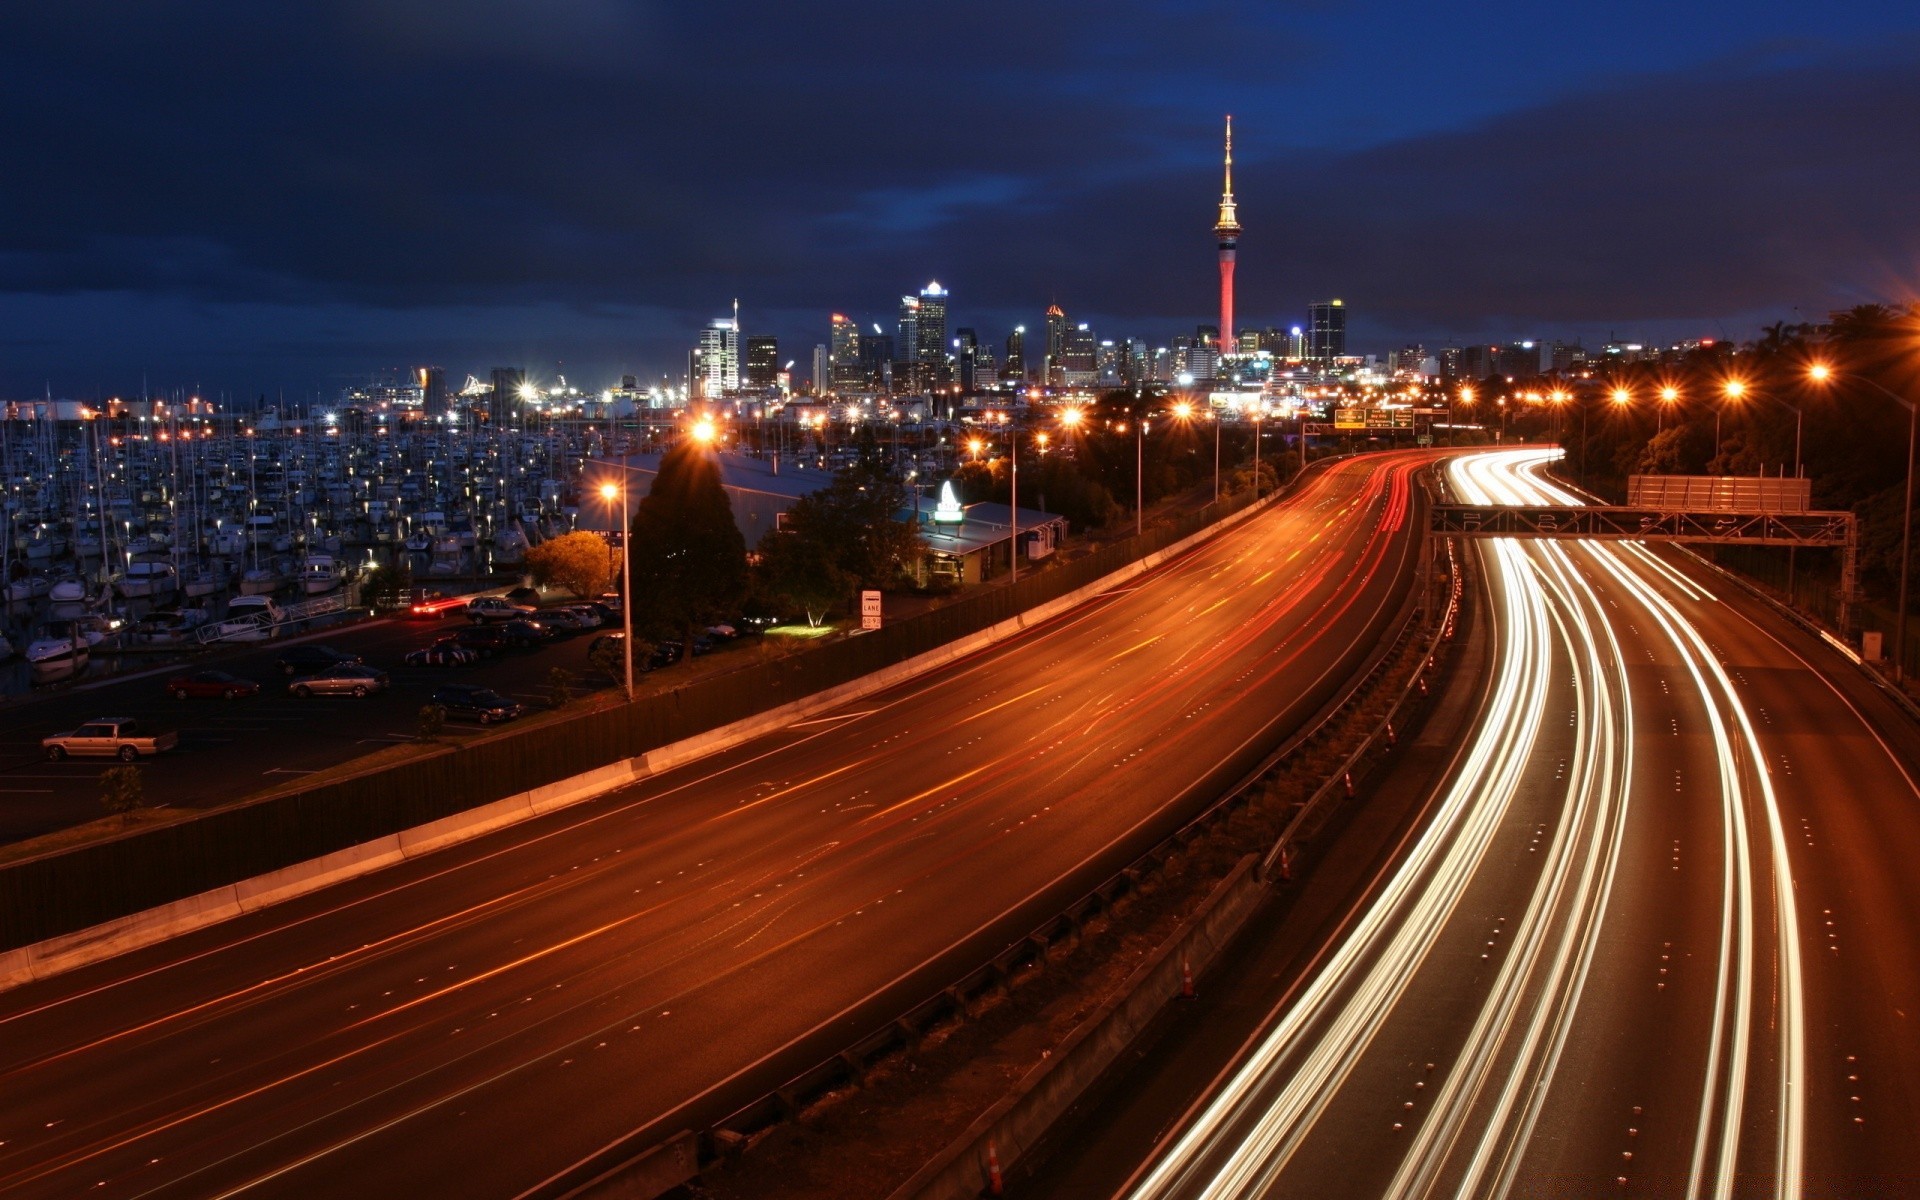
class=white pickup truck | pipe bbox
[43,717,179,762]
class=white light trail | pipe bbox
[1121,449,1805,1200]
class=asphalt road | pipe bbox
[0,450,1436,1199]
[0,605,670,844]
[1084,449,1920,1200]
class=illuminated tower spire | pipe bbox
[1214,116,1241,348]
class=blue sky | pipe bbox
[3,1,1919,399]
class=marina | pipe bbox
[0,402,614,697]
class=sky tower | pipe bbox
[1214,115,1241,349]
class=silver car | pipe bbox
[289,664,391,698]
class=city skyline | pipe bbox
[4,2,1920,398]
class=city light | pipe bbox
[691,418,717,443]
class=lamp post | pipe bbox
[1812,363,1913,678]
[599,479,634,701]
[1009,413,1020,584]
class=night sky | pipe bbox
[5,1,1920,401]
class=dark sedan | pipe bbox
[451,625,512,656]
[275,644,362,676]
[428,684,526,725]
[499,619,553,648]
[164,670,262,701]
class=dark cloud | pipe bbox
[0,3,1916,393]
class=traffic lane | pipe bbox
[130,504,1426,1200]
[1496,549,1766,1195]
[0,453,1443,1190]
[1682,586,1920,1192]
[0,628,624,842]
[0,484,1418,1172]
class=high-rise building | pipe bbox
[860,332,895,393]
[1063,323,1097,386]
[896,295,921,389]
[1308,300,1346,361]
[916,282,950,388]
[829,313,863,393]
[694,318,739,398]
[417,366,447,416]
[1287,326,1306,359]
[1126,338,1149,386]
[1095,340,1122,386]
[488,367,525,423]
[1214,116,1242,347]
[1004,326,1027,383]
[955,328,979,391]
[1045,305,1069,386]
[744,335,779,390]
[811,344,831,395]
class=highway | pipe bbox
[1110,448,1920,1200]
[0,451,1433,1199]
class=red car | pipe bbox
[165,670,262,701]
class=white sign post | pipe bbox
[860,589,882,630]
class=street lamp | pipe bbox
[1810,362,1912,677]
[1658,385,1679,436]
[599,480,635,701]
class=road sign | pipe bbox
[1334,407,1367,430]
[860,590,882,630]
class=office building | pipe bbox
[897,295,921,389]
[916,281,950,388]
[829,313,863,393]
[694,318,739,399]
[860,332,895,393]
[417,366,447,416]
[1308,300,1346,361]
[1004,326,1027,383]
[811,344,831,395]
[1045,305,1069,386]
[1062,322,1098,386]
[744,335,779,390]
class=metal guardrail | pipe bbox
[1264,536,1462,878]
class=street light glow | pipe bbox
[691,418,717,443]
[599,482,618,501]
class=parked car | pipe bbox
[404,639,479,667]
[586,600,624,627]
[44,717,179,762]
[500,619,553,648]
[276,644,362,676]
[289,664,391,698]
[452,625,512,656]
[165,670,262,700]
[563,605,604,628]
[648,636,712,668]
[466,596,537,624]
[503,586,542,608]
[540,608,595,633]
[428,683,526,725]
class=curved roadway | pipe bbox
[1116,449,1920,1200]
[0,450,1434,1199]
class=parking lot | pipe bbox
[0,604,708,845]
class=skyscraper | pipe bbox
[417,366,447,416]
[916,282,949,388]
[744,335,779,390]
[860,332,895,393]
[489,367,525,423]
[896,295,920,389]
[811,344,831,395]
[1044,305,1068,386]
[829,313,863,393]
[695,318,739,398]
[1063,323,1097,386]
[1308,300,1346,361]
[1214,116,1241,347]
[1005,326,1027,383]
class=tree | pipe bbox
[100,766,145,825]
[757,522,853,625]
[525,530,613,599]
[627,441,749,649]
[360,561,411,611]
